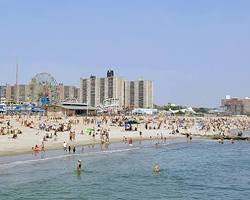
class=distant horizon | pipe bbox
[1,0,249,107]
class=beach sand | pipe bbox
[1,115,249,156]
[0,117,184,156]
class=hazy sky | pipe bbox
[0,0,249,107]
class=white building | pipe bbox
[124,80,153,109]
[80,70,154,109]
[80,71,125,108]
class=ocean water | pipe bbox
[243,130,250,136]
[0,139,249,200]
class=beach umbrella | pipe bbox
[84,128,93,135]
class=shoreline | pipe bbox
[1,115,250,158]
[0,135,185,157]
[1,134,250,158]
[1,133,249,157]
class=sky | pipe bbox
[0,0,249,107]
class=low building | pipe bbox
[132,108,158,115]
[45,102,96,117]
[0,86,6,100]
[221,97,250,115]
[242,98,250,115]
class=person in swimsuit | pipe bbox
[77,160,82,171]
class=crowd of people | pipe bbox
[0,113,249,155]
[0,119,22,138]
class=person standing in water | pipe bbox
[41,141,45,151]
[189,134,192,141]
[77,160,82,171]
[128,138,133,146]
[63,141,67,151]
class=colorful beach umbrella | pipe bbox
[84,128,93,135]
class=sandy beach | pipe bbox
[0,116,180,156]
[0,115,249,156]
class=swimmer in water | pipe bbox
[77,160,82,171]
[153,164,160,173]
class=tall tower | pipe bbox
[15,58,19,103]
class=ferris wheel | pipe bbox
[31,72,58,105]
